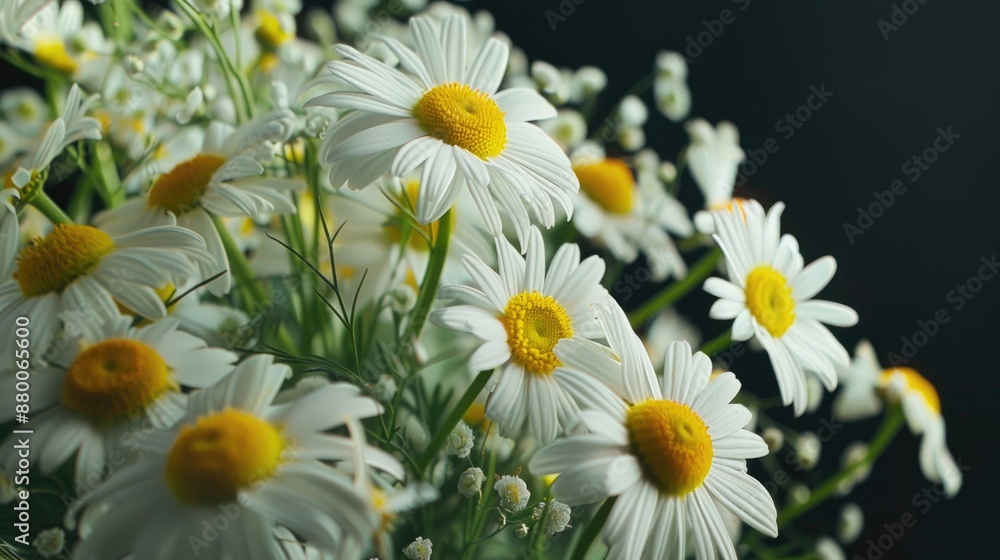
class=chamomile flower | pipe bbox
[704,199,858,416]
[0,314,238,492]
[833,340,962,497]
[571,144,693,282]
[529,301,778,560]
[430,226,607,443]
[0,87,47,136]
[95,108,299,295]
[306,13,578,249]
[6,0,109,86]
[0,220,210,360]
[69,354,400,560]
[686,119,745,233]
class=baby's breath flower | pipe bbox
[373,374,398,402]
[793,432,821,471]
[816,536,845,560]
[761,427,785,453]
[402,536,432,560]
[458,467,486,498]
[32,527,64,558]
[535,500,572,536]
[445,421,475,459]
[494,475,530,512]
[617,95,648,127]
[789,483,811,505]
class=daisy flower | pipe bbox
[429,226,607,443]
[0,313,238,492]
[68,354,403,560]
[529,300,778,560]
[571,143,693,281]
[306,13,579,249]
[833,340,962,497]
[703,199,858,416]
[95,108,299,296]
[685,119,745,234]
[0,219,210,361]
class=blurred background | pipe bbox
[4,0,997,556]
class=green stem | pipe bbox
[30,191,72,225]
[569,497,616,560]
[403,209,452,344]
[628,246,721,328]
[699,329,732,357]
[213,215,266,305]
[416,368,492,475]
[776,404,905,528]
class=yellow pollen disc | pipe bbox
[413,82,507,160]
[148,154,227,214]
[881,367,941,414]
[744,266,796,337]
[33,38,77,74]
[14,224,115,297]
[61,339,176,424]
[625,399,713,497]
[165,409,286,506]
[255,12,294,49]
[573,158,635,214]
[500,291,574,376]
[463,402,494,432]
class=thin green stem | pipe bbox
[29,191,72,225]
[402,209,452,344]
[569,497,616,560]
[628,246,721,328]
[416,368,492,476]
[777,403,905,528]
[699,329,732,357]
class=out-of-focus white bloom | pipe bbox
[0,87,47,136]
[175,87,203,124]
[643,308,701,372]
[654,51,691,122]
[458,467,486,498]
[837,502,864,544]
[686,119,745,233]
[761,427,785,453]
[403,536,433,560]
[837,441,872,495]
[793,432,821,471]
[373,374,398,402]
[32,527,64,558]
[538,109,587,152]
[816,536,846,560]
[618,95,648,127]
[192,0,244,19]
[494,475,530,512]
[618,126,646,152]
[573,65,606,98]
[789,483,811,505]
[445,421,475,459]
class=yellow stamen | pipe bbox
[881,367,941,414]
[500,292,574,376]
[745,266,796,337]
[61,339,176,424]
[255,12,294,49]
[148,154,226,214]
[165,408,286,506]
[626,399,713,496]
[413,82,507,160]
[14,224,115,297]
[573,158,635,214]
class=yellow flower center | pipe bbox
[14,224,115,297]
[116,284,178,319]
[61,339,176,425]
[880,367,941,414]
[463,402,494,432]
[165,408,286,506]
[255,12,294,49]
[500,291,573,376]
[148,154,227,215]
[371,487,397,533]
[33,38,77,74]
[413,82,507,160]
[745,266,796,337]
[625,399,713,497]
[573,158,635,214]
